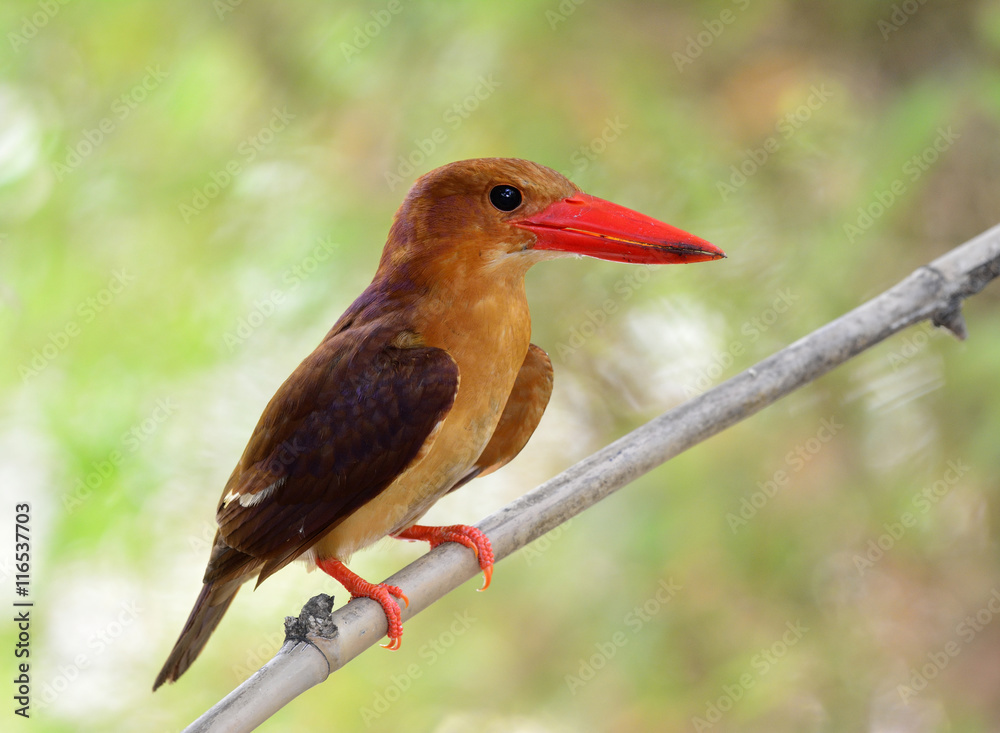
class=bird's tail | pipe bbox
[153,580,240,690]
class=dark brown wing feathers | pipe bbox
[156,325,457,689]
[211,324,458,585]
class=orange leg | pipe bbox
[316,558,409,650]
[394,524,494,591]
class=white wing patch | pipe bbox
[238,476,286,507]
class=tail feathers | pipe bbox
[153,581,240,690]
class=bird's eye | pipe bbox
[489,184,523,212]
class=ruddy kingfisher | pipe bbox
[154,157,724,689]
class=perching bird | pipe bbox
[154,158,724,689]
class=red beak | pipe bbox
[512,193,725,264]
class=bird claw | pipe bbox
[477,563,492,592]
[316,558,408,650]
[395,524,495,590]
[357,582,407,649]
[319,524,493,653]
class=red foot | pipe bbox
[316,558,409,650]
[395,524,494,591]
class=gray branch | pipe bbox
[183,223,1000,732]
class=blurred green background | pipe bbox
[3,0,1000,731]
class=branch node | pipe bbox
[918,263,971,340]
[284,593,338,642]
[932,305,968,341]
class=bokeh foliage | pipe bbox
[2,0,999,731]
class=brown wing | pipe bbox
[449,343,553,492]
[210,323,458,585]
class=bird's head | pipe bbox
[380,158,724,287]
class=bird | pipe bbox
[153,157,724,689]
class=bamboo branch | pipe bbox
[183,223,1000,732]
